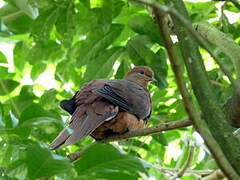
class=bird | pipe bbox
[49,66,155,150]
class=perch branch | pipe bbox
[68,119,192,162]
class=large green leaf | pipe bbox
[55,3,75,47]
[127,35,168,88]
[19,103,61,127]
[10,85,37,116]
[0,79,19,95]
[115,59,131,79]
[128,14,163,45]
[31,8,59,41]
[74,143,148,179]
[39,89,57,109]
[12,0,39,19]
[83,47,124,82]
[73,24,124,67]
[0,51,7,63]
[186,1,217,22]
[30,62,46,81]
[13,41,28,72]
[26,143,72,179]
[92,0,112,33]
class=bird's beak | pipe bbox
[151,77,158,85]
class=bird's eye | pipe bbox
[138,70,145,75]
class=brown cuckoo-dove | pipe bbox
[49,66,154,150]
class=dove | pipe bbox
[49,66,154,150]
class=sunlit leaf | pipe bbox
[73,24,124,67]
[127,35,168,88]
[26,143,72,179]
[0,51,7,63]
[30,63,46,81]
[0,79,19,95]
[129,14,163,45]
[74,143,148,179]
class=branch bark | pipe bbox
[194,21,240,80]
[165,0,240,178]
[68,119,192,162]
[139,0,240,178]
[175,146,195,179]
[202,169,226,180]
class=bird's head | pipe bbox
[125,66,156,88]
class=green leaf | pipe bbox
[115,59,131,79]
[13,41,29,71]
[175,143,190,168]
[26,143,72,179]
[10,85,37,116]
[55,3,75,47]
[128,14,163,45]
[152,133,168,146]
[3,13,33,34]
[31,8,59,41]
[9,110,19,128]
[12,0,39,19]
[73,24,124,67]
[0,66,15,79]
[30,63,46,81]
[0,143,13,167]
[0,79,19,95]
[0,51,7,63]
[186,1,217,22]
[113,0,125,18]
[19,103,61,127]
[127,35,168,88]
[74,143,148,179]
[39,89,57,109]
[92,0,112,33]
[83,47,123,82]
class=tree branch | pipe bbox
[224,88,240,128]
[194,21,240,80]
[68,119,192,162]
[100,119,191,143]
[144,1,240,178]
[175,146,195,179]
[134,0,238,89]
[202,169,226,180]
[213,0,240,10]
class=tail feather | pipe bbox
[48,129,70,150]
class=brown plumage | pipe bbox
[49,66,154,150]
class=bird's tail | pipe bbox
[48,128,70,150]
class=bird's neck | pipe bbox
[125,77,148,89]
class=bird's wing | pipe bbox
[94,79,151,120]
[49,79,118,150]
[93,84,130,112]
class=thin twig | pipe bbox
[68,142,97,162]
[202,169,226,180]
[154,165,215,176]
[174,146,195,179]
[213,0,240,10]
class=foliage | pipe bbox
[0,0,239,179]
